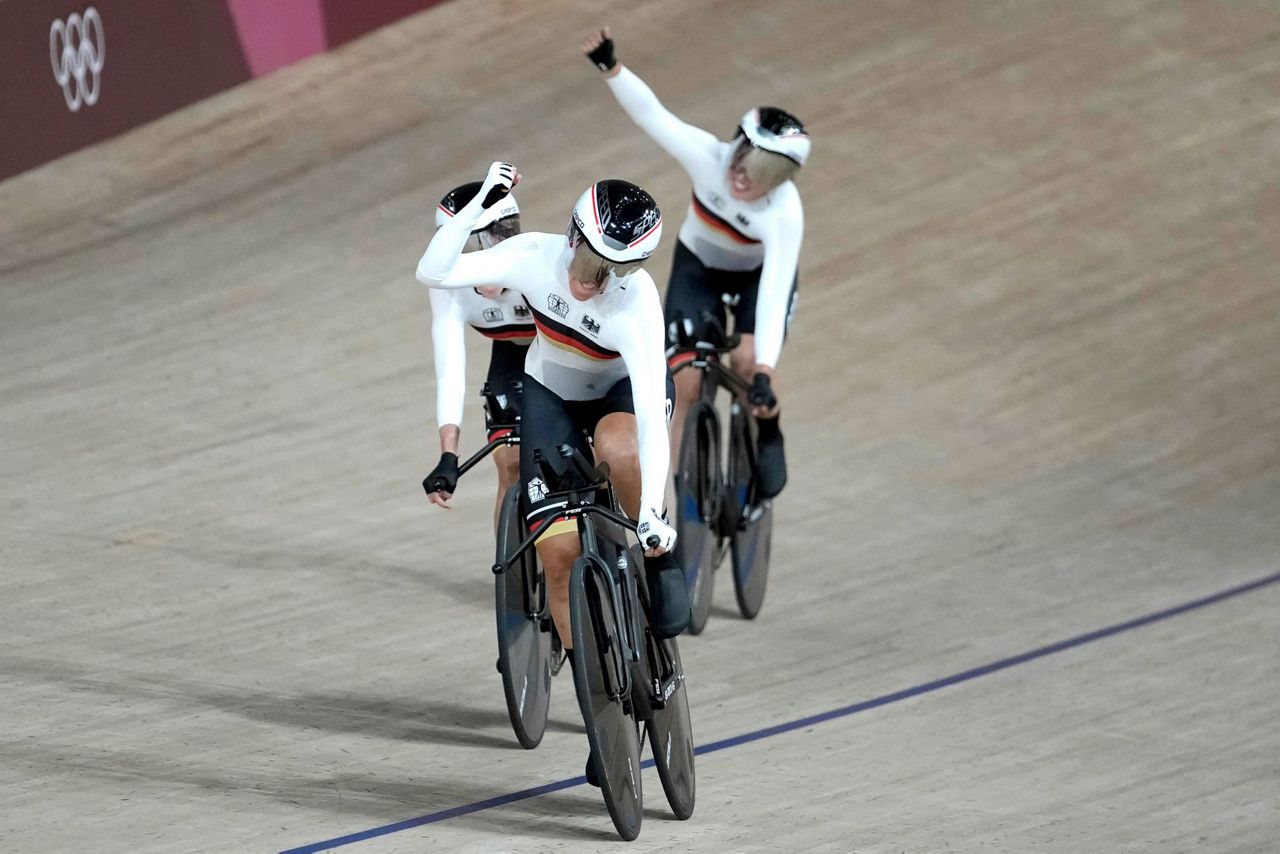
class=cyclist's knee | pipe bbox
[536,532,579,583]
[494,451,520,491]
[593,413,638,463]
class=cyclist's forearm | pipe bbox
[438,423,460,456]
[416,196,484,286]
[430,291,468,427]
[753,239,801,370]
[635,397,671,514]
[605,66,719,175]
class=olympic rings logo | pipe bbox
[50,7,106,112]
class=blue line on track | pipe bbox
[280,570,1280,854]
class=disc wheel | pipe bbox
[570,555,643,841]
[674,400,720,634]
[627,544,696,820]
[645,636,696,820]
[728,409,773,620]
[494,485,552,748]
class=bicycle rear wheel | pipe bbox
[494,485,553,749]
[570,554,643,841]
[674,400,720,634]
[728,407,773,620]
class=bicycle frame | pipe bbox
[670,339,762,521]
[492,445,680,710]
[454,381,522,478]
[669,343,751,403]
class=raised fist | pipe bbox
[581,27,617,72]
[479,161,519,209]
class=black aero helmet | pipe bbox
[566,179,663,292]
[436,181,521,250]
[730,106,810,191]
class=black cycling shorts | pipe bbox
[519,373,675,535]
[662,239,797,349]
[484,339,528,441]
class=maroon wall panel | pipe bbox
[0,0,252,182]
[321,0,446,47]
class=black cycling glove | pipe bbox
[586,32,617,72]
[423,452,459,496]
[748,372,777,410]
[479,161,517,209]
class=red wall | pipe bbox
[0,0,445,183]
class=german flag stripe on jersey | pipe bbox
[691,192,760,245]
[530,308,620,361]
[470,323,535,343]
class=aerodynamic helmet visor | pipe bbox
[567,222,646,289]
[730,139,801,192]
[462,214,520,253]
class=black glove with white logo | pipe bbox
[748,372,777,410]
[423,452,459,497]
[478,161,518,209]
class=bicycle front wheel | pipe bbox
[675,400,720,634]
[728,407,772,620]
[646,635,696,820]
[570,554,643,841]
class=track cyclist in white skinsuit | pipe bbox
[417,164,691,779]
[582,27,810,499]
[422,182,531,530]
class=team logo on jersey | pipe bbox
[580,315,601,335]
[527,476,548,503]
[513,304,531,319]
[547,294,569,318]
[482,307,504,323]
[708,191,725,209]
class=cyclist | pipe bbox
[418,162,688,604]
[417,162,690,782]
[582,27,810,499]
[422,182,531,530]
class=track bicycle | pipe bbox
[495,444,696,840]
[667,314,774,633]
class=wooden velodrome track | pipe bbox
[3,0,1278,851]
